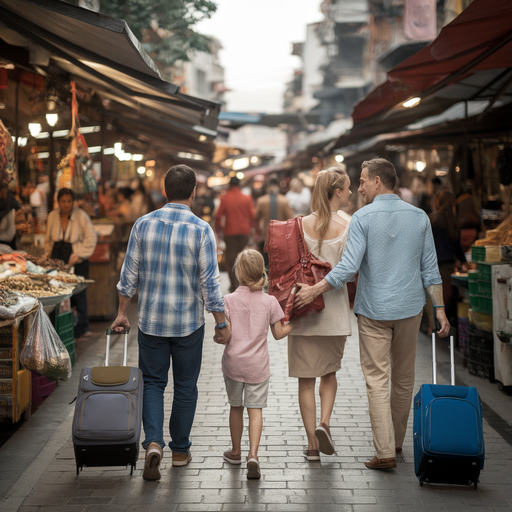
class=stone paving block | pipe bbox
[308,505,354,512]
[24,507,86,512]
[287,480,329,489]
[353,489,394,498]
[67,497,113,505]
[353,506,399,512]
[333,495,378,505]
[201,489,245,504]
[175,505,221,512]
[261,505,309,512]
[222,504,266,512]
[377,496,423,505]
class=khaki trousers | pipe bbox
[357,312,423,459]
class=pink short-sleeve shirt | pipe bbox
[222,287,284,383]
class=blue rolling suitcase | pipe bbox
[413,334,484,488]
[72,328,143,476]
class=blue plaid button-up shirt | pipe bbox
[117,203,225,337]
[325,194,442,321]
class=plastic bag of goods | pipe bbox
[20,302,71,380]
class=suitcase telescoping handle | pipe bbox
[431,332,455,385]
[105,327,130,367]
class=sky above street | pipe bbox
[196,0,323,114]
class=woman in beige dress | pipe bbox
[288,168,352,461]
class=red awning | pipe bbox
[352,0,512,124]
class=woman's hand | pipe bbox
[68,254,80,266]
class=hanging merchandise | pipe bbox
[56,82,98,197]
[0,118,15,184]
[20,302,72,380]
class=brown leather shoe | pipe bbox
[142,442,162,481]
[364,455,397,470]
[172,451,192,467]
[223,450,242,465]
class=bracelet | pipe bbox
[215,321,227,330]
[433,305,445,309]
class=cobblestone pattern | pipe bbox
[7,276,512,511]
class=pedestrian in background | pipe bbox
[429,191,467,329]
[286,177,311,217]
[215,176,255,292]
[288,168,353,462]
[112,164,231,481]
[255,177,294,264]
[295,158,450,470]
[220,249,294,479]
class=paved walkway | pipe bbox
[2,272,512,511]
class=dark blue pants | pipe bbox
[138,325,204,453]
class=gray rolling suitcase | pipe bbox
[72,328,143,476]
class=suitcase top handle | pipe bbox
[105,329,131,367]
[106,328,131,335]
[432,333,455,386]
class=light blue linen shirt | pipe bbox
[117,203,225,337]
[325,194,442,321]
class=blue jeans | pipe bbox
[138,325,204,453]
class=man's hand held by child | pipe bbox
[213,322,232,345]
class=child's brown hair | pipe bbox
[233,249,268,291]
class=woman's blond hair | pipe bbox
[234,249,268,291]
[311,167,348,255]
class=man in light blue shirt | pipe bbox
[295,158,449,470]
[112,165,231,480]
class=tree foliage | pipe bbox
[100,0,217,66]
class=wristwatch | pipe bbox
[215,321,227,330]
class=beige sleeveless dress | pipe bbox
[288,219,352,378]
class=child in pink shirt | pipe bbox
[220,249,294,479]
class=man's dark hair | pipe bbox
[164,165,196,201]
[361,158,397,191]
[230,176,240,187]
[57,188,74,201]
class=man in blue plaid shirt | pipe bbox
[112,165,230,480]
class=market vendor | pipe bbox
[44,188,97,341]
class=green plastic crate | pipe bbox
[471,245,501,263]
[469,294,493,316]
[468,270,479,282]
[477,280,492,297]
[56,312,74,367]
[55,311,73,333]
[468,281,479,295]
[477,263,492,280]
[63,337,75,367]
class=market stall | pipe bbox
[0,302,37,423]
[0,251,96,422]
